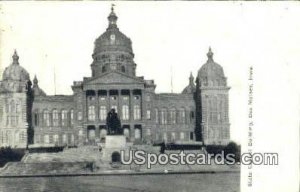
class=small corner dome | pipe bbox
[2,50,30,82]
[198,48,226,86]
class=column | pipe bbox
[118,90,122,119]
[141,90,146,120]
[129,90,134,141]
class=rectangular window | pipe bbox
[155,109,159,124]
[170,110,176,124]
[99,106,107,121]
[70,110,74,125]
[43,111,50,126]
[78,111,82,121]
[53,110,59,126]
[44,135,49,144]
[134,105,141,120]
[111,105,118,113]
[61,110,68,126]
[146,110,151,120]
[161,110,167,125]
[180,132,185,140]
[88,106,95,121]
[122,105,129,120]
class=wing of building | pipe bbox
[0,7,230,148]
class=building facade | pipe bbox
[0,7,230,148]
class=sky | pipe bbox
[0,2,299,191]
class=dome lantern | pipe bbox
[12,50,19,65]
[108,4,118,28]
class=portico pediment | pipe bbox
[84,71,144,85]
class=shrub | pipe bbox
[0,147,25,167]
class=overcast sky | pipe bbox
[0,2,299,190]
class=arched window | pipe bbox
[111,151,121,163]
[99,106,107,121]
[61,110,68,126]
[121,66,125,73]
[122,105,129,120]
[133,105,141,120]
[88,106,95,121]
[43,110,50,126]
[52,110,59,126]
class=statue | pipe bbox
[106,109,122,135]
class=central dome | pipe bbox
[93,7,133,57]
[91,6,136,77]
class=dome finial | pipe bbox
[108,4,118,28]
[189,72,194,85]
[12,49,19,65]
[33,75,38,85]
[207,46,214,62]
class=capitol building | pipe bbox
[0,7,230,149]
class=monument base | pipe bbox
[101,135,132,163]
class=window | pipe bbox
[163,132,167,141]
[170,108,176,124]
[179,108,186,124]
[134,96,139,100]
[180,132,185,140]
[102,66,106,73]
[54,134,59,145]
[111,96,117,100]
[111,105,118,113]
[44,135,49,144]
[70,109,74,125]
[62,134,67,144]
[124,128,130,138]
[155,109,159,123]
[134,105,141,120]
[53,110,59,126]
[99,106,107,121]
[171,132,176,141]
[122,105,129,120]
[146,110,151,120]
[19,131,26,143]
[34,113,39,126]
[161,109,167,125]
[134,128,141,139]
[121,66,125,73]
[146,129,151,136]
[123,96,128,100]
[78,111,82,121]
[146,94,151,102]
[61,110,68,126]
[71,134,75,144]
[88,106,95,121]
